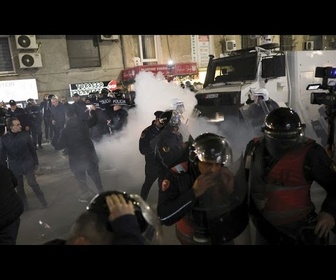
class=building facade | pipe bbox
[0,35,335,102]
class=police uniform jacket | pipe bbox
[139,121,162,162]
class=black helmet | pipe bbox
[113,89,123,98]
[87,190,162,244]
[100,88,110,96]
[189,132,232,166]
[262,107,305,140]
[88,93,97,103]
[87,190,147,232]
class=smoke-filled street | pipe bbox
[16,140,180,245]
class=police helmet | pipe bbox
[114,89,123,98]
[189,132,232,166]
[88,92,97,103]
[100,87,110,96]
[170,98,185,114]
[87,190,162,244]
[254,88,269,101]
[262,107,305,141]
[159,109,181,127]
[87,190,147,232]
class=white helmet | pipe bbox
[254,88,269,101]
[170,98,185,114]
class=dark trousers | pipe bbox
[73,164,104,193]
[30,124,43,147]
[15,171,46,208]
[51,126,62,148]
[140,160,159,201]
[43,118,53,140]
[0,218,21,245]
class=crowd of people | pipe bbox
[1,84,336,246]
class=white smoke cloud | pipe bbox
[94,71,221,195]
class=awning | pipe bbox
[120,62,198,84]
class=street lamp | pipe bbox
[167,60,174,82]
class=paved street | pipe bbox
[16,141,180,245]
[16,139,334,245]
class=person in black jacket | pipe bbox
[7,100,29,132]
[44,191,158,245]
[139,110,164,200]
[0,164,24,245]
[39,94,54,142]
[157,132,251,245]
[0,117,47,211]
[55,107,104,202]
[107,105,128,135]
[50,97,66,149]
[25,98,43,149]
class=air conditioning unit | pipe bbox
[18,53,43,69]
[133,57,142,66]
[226,40,237,51]
[100,35,119,41]
[15,35,38,49]
[304,41,314,50]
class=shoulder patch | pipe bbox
[161,179,170,191]
[140,132,146,138]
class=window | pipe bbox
[66,35,101,68]
[241,35,257,49]
[280,35,294,51]
[0,36,15,75]
[139,35,158,65]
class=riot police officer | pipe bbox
[157,132,250,245]
[139,110,164,200]
[244,107,336,245]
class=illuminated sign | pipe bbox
[0,78,38,102]
[69,81,110,96]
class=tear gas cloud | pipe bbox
[94,71,251,197]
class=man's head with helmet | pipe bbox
[262,107,306,159]
[189,132,233,168]
[189,132,237,204]
[100,87,110,96]
[254,88,269,103]
[154,109,192,169]
[87,190,162,244]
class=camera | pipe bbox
[311,91,336,106]
[307,66,336,107]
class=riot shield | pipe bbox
[239,100,272,137]
[192,154,250,244]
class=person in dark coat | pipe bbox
[107,105,128,135]
[55,107,104,202]
[139,110,164,200]
[71,93,88,122]
[39,94,54,142]
[0,101,9,136]
[7,100,29,132]
[0,164,24,245]
[0,117,47,211]
[50,97,66,149]
[25,98,43,149]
